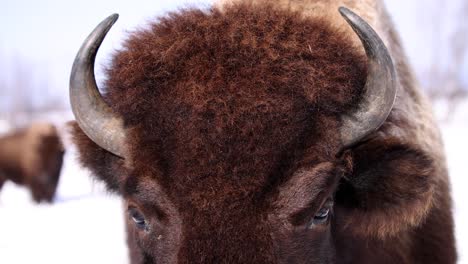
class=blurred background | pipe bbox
[0,0,466,263]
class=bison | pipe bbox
[69,0,456,263]
[0,123,64,203]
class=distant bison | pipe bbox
[0,123,64,203]
[70,0,456,263]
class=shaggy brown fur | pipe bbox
[71,0,456,263]
[0,123,64,203]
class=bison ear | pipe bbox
[334,137,436,238]
[69,121,126,194]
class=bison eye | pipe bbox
[128,207,148,231]
[308,200,333,229]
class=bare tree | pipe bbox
[425,0,468,101]
[0,56,67,129]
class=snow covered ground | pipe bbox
[0,100,467,263]
[435,99,468,263]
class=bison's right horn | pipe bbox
[69,14,126,157]
[338,7,397,148]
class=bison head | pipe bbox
[69,4,400,263]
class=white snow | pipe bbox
[439,99,468,263]
[0,120,12,135]
[0,102,467,263]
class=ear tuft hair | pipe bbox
[335,137,436,238]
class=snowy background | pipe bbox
[0,0,467,263]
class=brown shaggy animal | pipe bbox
[70,0,456,263]
[0,123,64,203]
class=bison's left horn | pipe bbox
[70,14,126,157]
[338,7,397,148]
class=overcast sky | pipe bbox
[1,0,466,111]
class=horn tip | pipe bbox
[338,6,351,15]
[338,6,358,22]
[101,14,119,27]
[108,13,119,23]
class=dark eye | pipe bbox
[128,207,148,231]
[308,201,333,229]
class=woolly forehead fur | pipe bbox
[106,2,367,172]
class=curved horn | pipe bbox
[69,14,126,157]
[338,7,397,148]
